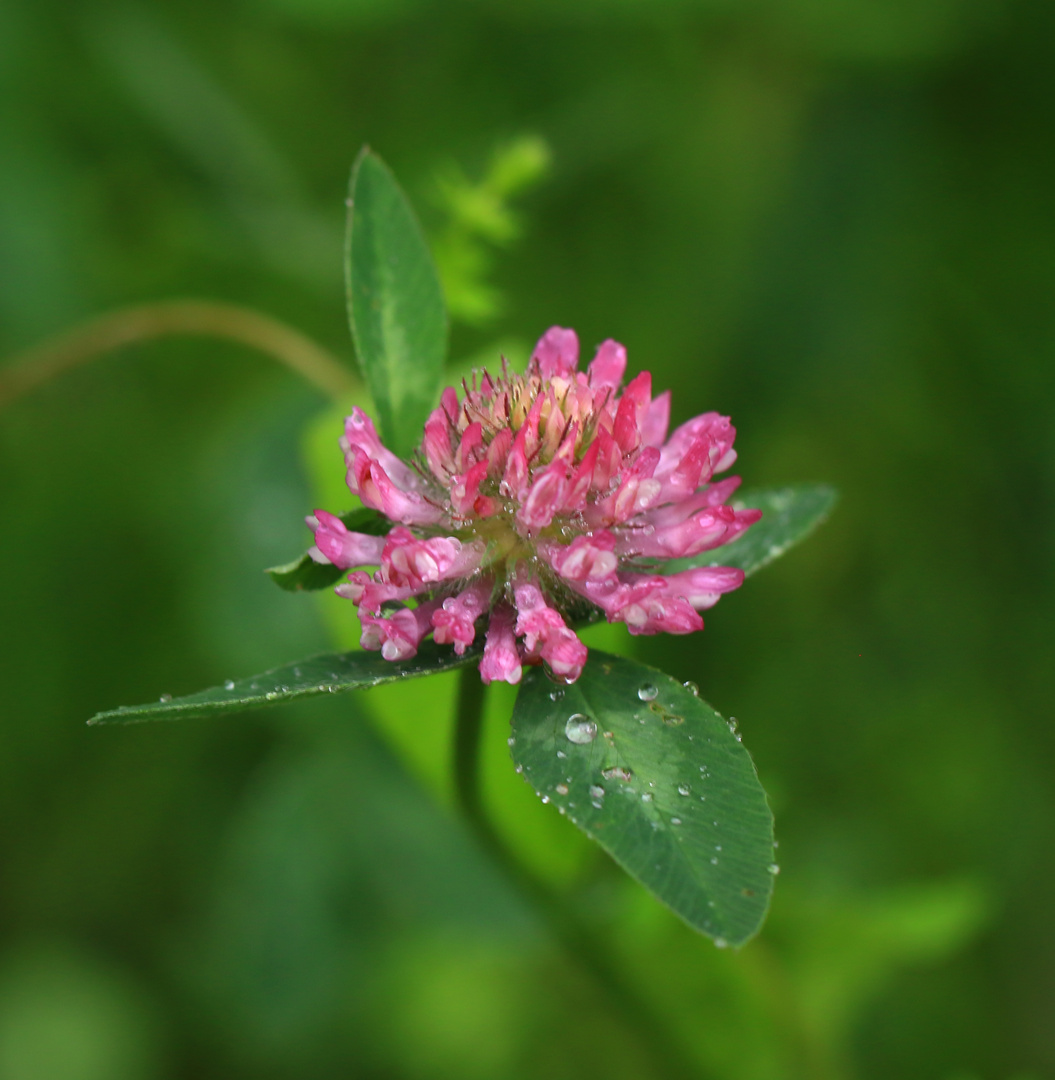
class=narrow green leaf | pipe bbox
[659,483,837,578]
[266,507,389,592]
[346,147,447,458]
[511,651,775,946]
[90,640,480,725]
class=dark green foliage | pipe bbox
[346,148,448,458]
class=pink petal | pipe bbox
[587,339,627,390]
[614,504,761,559]
[344,407,422,492]
[359,600,440,662]
[516,463,567,534]
[612,370,652,454]
[544,530,618,583]
[311,509,386,569]
[355,459,445,527]
[640,390,671,447]
[660,565,745,609]
[479,603,523,685]
[432,577,493,654]
[336,571,418,612]
[531,326,580,380]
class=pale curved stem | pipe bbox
[0,300,357,409]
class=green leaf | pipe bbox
[266,507,389,592]
[659,483,837,578]
[90,640,480,725]
[346,147,447,458]
[510,651,775,946]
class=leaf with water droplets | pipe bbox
[89,640,481,725]
[510,651,775,946]
[657,483,837,578]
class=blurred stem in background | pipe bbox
[452,666,710,1080]
[0,300,355,409]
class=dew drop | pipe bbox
[293,667,302,677]
[601,766,633,783]
[556,750,567,759]
[223,680,235,691]
[710,857,719,865]
[565,714,598,744]
[592,800,603,809]
[768,863,781,875]
[715,844,722,852]
[549,689,565,702]
[555,783,569,796]
[514,764,524,774]
[677,784,691,796]
[540,794,550,805]
[670,817,682,826]
[663,713,685,726]
[507,736,515,747]
[682,680,700,697]
[588,785,605,799]
[641,792,653,802]
[637,684,659,702]
[159,693,172,703]
[714,937,728,950]
[265,692,278,700]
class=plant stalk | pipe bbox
[452,666,710,1080]
[0,300,356,409]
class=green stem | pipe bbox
[0,299,357,409]
[452,667,709,1080]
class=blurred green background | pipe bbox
[2,0,1053,1077]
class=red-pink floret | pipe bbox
[311,326,761,684]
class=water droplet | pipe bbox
[558,806,566,815]
[540,794,550,805]
[556,750,567,759]
[710,857,719,865]
[565,714,598,744]
[641,792,653,802]
[549,689,565,702]
[278,685,289,693]
[159,693,172,703]
[683,680,700,697]
[714,937,728,949]
[670,817,682,826]
[677,784,691,796]
[514,764,524,774]
[768,863,781,875]
[588,784,605,799]
[601,766,633,783]
[637,684,659,702]
[507,736,515,747]
[715,844,722,852]
[265,692,278,700]
[708,900,716,908]
[555,783,569,796]
[592,800,603,809]
[223,680,235,691]
[663,713,685,726]
[603,730,614,740]
[293,667,302,677]
[728,716,738,731]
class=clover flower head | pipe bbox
[310,326,761,685]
